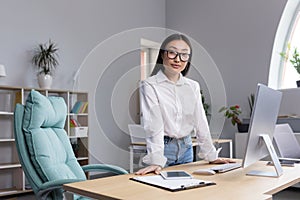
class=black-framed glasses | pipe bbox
[165,50,190,62]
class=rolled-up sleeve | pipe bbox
[140,81,167,167]
[193,83,218,162]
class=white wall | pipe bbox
[279,88,300,116]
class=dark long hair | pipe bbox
[151,33,193,76]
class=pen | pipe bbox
[180,181,215,189]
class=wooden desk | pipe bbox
[64,160,300,200]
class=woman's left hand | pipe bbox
[135,165,162,175]
[209,158,236,164]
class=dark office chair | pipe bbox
[14,90,128,200]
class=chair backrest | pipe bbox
[128,124,146,144]
[14,103,43,194]
[14,90,86,199]
[273,123,300,158]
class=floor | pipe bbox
[1,193,36,200]
[273,187,300,200]
[1,186,299,200]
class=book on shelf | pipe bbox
[70,118,88,137]
[70,119,81,127]
[70,101,88,114]
[79,102,88,113]
[14,91,22,106]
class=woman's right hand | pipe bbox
[135,165,162,175]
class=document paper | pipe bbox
[130,175,215,192]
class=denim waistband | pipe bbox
[164,135,190,142]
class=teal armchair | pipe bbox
[14,90,128,200]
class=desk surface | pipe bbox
[64,160,300,200]
[130,138,231,146]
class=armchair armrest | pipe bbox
[39,178,85,190]
[81,164,128,175]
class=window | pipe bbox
[281,10,300,88]
[268,0,300,89]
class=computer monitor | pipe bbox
[242,83,283,177]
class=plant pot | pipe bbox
[237,123,249,133]
[296,80,300,88]
[38,74,53,89]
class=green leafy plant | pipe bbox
[219,105,242,126]
[290,48,300,74]
[280,44,300,75]
[200,90,210,117]
[32,39,59,75]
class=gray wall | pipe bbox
[166,0,287,147]
[0,0,166,89]
[0,0,166,169]
[0,0,292,167]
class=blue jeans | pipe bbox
[163,135,193,167]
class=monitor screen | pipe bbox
[242,83,283,177]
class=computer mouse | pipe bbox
[193,168,216,175]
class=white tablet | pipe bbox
[160,170,193,180]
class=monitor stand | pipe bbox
[246,134,283,177]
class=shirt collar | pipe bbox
[156,70,186,85]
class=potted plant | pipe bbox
[219,105,249,132]
[200,90,210,118]
[248,93,255,117]
[32,39,59,89]
[280,44,300,87]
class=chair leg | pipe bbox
[129,146,133,173]
[37,190,53,200]
[138,152,146,167]
[64,191,74,200]
[36,186,64,200]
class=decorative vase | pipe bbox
[38,74,53,89]
[237,123,249,133]
[296,80,300,88]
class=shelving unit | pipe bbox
[0,86,89,197]
[68,91,89,166]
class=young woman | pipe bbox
[136,34,233,175]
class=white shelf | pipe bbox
[69,113,88,116]
[0,189,32,197]
[0,163,21,170]
[0,190,22,196]
[0,111,13,115]
[77,157,89,161]
[69,136,88,139]
[0,139,15,142]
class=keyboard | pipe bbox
[210,163,242,173]
[279,157,300,163]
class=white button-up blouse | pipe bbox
[140,70,218,167]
